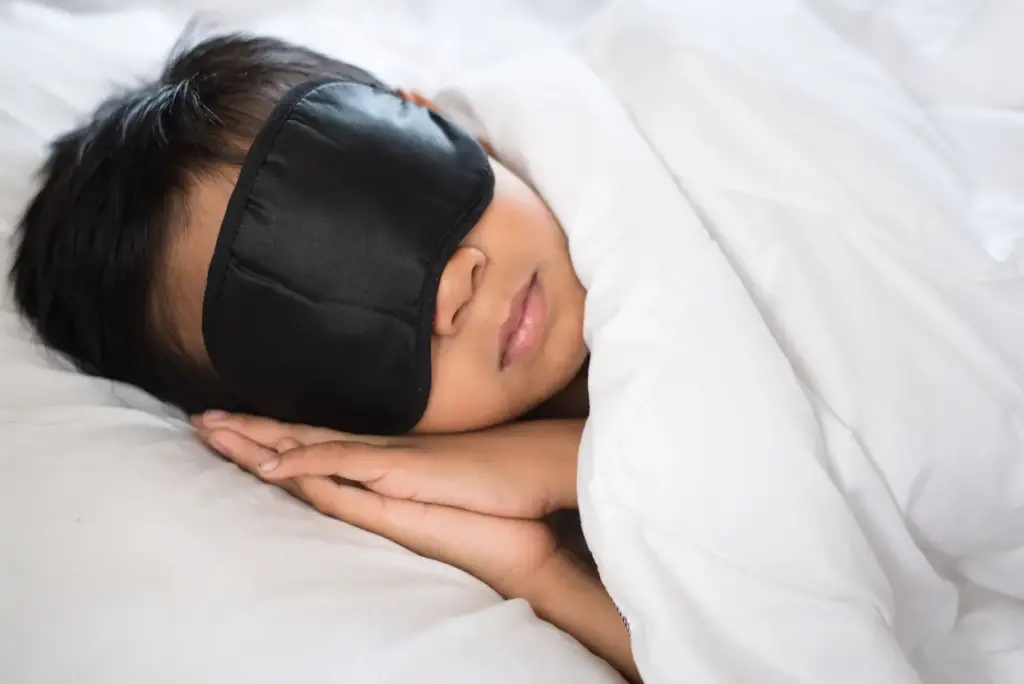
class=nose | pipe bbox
[434,246,487,337]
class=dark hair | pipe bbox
[8,32,390,414]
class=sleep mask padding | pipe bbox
[202,77,495,435]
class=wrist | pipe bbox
[513,548,589,609]
[416,419,582,514]
[526,419,583,512]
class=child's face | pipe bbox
[167,157,587,433]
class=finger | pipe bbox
[205,428,282,476]
[292,476,472,564]
[296,477,555,596]
[192,412,344,448]
[275,437,302,453]
[256,442,392,482]
[203,429,317,505]
[275,476,305,499]
[268,442,368,490]
[261,443,533,518]
[191,412,327,445]
[259,438,326,504]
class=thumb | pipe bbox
[258,441,394,484]
[260,442,442,507]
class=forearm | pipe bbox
[419,419,583,510]
[521,550,641,683]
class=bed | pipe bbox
[2,1,1023,683]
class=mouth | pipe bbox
[499,272,548,370]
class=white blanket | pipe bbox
[439,1,1024,682]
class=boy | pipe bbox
[9,33,638,681]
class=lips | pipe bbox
[499,273,547,369]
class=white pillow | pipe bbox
[0,4,621,682]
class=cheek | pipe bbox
[415,344,515,433]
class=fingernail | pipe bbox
[202,410,228,425]
[258,456,281,474]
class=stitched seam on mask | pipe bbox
[413,160,495,314]
[205,81,328,345]
[205,79,387,348]
[228,259,411,323]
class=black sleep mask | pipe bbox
[202,77,495,435]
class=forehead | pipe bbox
[159,169,237,365]
[184,169,238,259]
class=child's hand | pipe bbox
[190,411,392,448]
[194,412,583,520]
[195,416,638,680]
[204,428,559,600]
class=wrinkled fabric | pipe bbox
[440,1,1024,682]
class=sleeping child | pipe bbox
[7,33,638,682]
